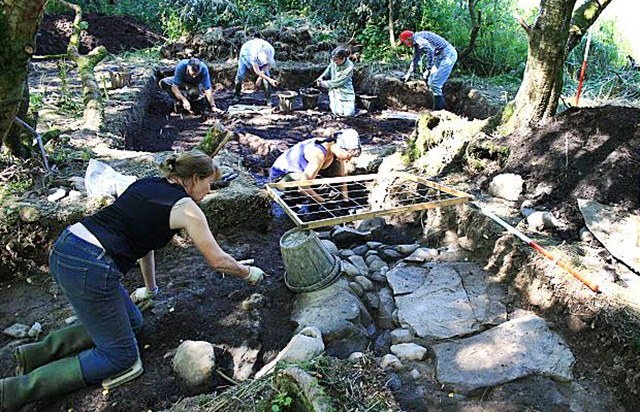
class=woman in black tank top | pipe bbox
[2,150,266,411]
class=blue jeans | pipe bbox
[235,57,272,94]
[50,229,143,385]
[426,44,457,96]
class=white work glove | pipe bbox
[182,100,192,112]
[245,266,265,285]
[130,286,159,304]
[403,73,411,83]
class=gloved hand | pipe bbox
[422,71,430,83]
[245,266,265,285]
[130,286,158,304]
[403,73,411,83]
[182,100,192,112]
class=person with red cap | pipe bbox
[398,30,457,110]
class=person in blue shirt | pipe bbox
[159,58,221,113]
[399,30,457,110]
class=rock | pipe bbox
[406,247,439,262]
[47,188,67,202]
[432,313,575,393]
[351,245,369,256]
[349,281,365,296]
[380,248,404,262]
[488,173,523,201]
[338,249,355,258]
[64,316,78,324]
[364,292,380,310]
[68,176,86,192]
[381,354,403,370]
[348,255,368,275]
[354,276,373,292]
[369,271,387,283]
[367,257,388,273]
[291,279,369,358]
[348,352,365,362]
[410,368,421,379]
[341,261,362,278]
[390,328,413,345]
[173,340,216,387]
[3,323,30,339]
[374,330,391,355]
[356,217,385,232]
[255,327,324,378]
[519,199,536,217]
[390,343,427,361]
[579,226,594,242]
[377,287,395,329]
[527,211,562,231]
[457,236,476,251]
[321,239,339,255]
[396,244,420,255]
[27,322,42,338]
[19,206,40,223]
[331,226,370,248]
[366,241,383,250]
[65,190,82,202]
[241,293,265,311]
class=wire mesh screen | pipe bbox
[265,172,472,229]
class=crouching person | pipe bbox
[316,46,356,117]
[0,150,265,411]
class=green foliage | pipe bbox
[270,391,293,412]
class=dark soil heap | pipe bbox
[36,13,165,55]
[496,106,640,234]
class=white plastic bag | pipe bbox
[84,159,137,198]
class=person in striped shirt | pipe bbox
[398,30,457,110]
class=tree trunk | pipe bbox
[0,0,47,155]
[58,0,107,131]
[458,0,482,63]
[388,0,396,48]
[501,0,577,134]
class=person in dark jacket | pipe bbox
[0,150,265,411]
[398,30,457,110]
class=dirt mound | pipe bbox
[497,106,640,234]
[36,13,165,55]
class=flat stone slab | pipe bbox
[433,313,575,393]
[386,262,507,339]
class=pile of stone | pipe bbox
[161,26,337,63]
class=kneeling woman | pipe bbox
[316,46,356,117]
[0,150,265,411]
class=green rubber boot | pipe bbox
[433,94,445,110]
[14,324,94,375]
[263,81,273,106]
[0,356,86,412]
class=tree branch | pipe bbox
[566,0,613,53]
[514,11,531,36]
[458,1,482,63]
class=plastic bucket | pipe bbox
[277,90,298,113]
[299,87,320,110]
[356,94,378,111]
[280,228,341,292]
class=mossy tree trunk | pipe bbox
[58,0,107,131]
[0,0,47,156]
[501,0,616,134]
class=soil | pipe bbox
[36,13,165,55]
[496,106,640,236]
